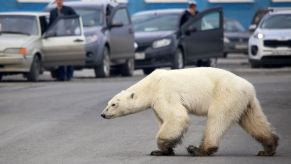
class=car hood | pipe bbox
[0,34,38,51]
[224,32,250,39]
[135,31,175,44]
[256,29,291,40]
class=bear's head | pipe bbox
[101,90,142,119]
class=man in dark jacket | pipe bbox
[179,1,199,27]
[49,0,77,81]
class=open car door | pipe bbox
[42,15,86,67]
[181,7,224,62]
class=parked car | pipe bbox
[0,12,86,81]
[45,1,135,77]
[132,8,224,74]
[223,18,250,57]
[249,10,291,68]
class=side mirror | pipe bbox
[185,26,197,36]
[248,24,257,32]
[43,31,57,39]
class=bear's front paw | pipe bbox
[257,150,276,156]
[150,150,175,156]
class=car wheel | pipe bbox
[223,52,228,58]
[50,70,58,79]
[27,55,41,82]
[171,48,184,69]
[143,68,155,75]
[121,58,134,77]
[94,47,110,78]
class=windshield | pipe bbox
[132,13,180,32]
[75,9,103,27]
[0,15,38,35]
[224,19,245,32]
[261,14,291,29]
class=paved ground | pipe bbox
[0,54,291,164]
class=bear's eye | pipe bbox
[111,103,116,107]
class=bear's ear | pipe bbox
[130,93,136,99]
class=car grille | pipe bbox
[264,40,291,48]
[136,42,152,52]
[229,38,248,43]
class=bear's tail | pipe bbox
[239,96,279,156]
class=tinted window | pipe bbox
[112,9,129,25]
[132,13,180,32]
[0,15,38,35]
[190,11,220,31]
[47,17,81,36]
[261,14,291,29]
[75,9,103,27]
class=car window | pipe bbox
[46,16,81,37]
[261,14,291,29]
[190,11,220,31]
[224,19,245,32]
[39,16,48,34]
[0,15,38,35]
[132,13,180,32]
[75,9,103,27]
[112,8,129,25]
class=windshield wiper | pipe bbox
[0,31,30,36]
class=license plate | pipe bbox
[135,52,145,60]
[273,50,291,55]
[235,44,247,49]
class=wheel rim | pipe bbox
[177,50,184,69]
[103,49,110,76]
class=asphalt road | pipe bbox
[0,55,291,164]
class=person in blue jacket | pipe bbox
[49,0,77,81]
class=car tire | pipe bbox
[50,70,57,79]
[223,52,228,58]
[171,48,184,69]
[121,58,134,77]
[143,68,155,75]
[94,47,110,78]
[27,55,41,82]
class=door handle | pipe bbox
[74,39,84,42]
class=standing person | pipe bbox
[179,0,199,27]
[49,0,77,81]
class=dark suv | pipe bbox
[46,1,135,77]
[132,8,224,74]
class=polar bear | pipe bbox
[101,67,279,156]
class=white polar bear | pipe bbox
[101,67,278,156]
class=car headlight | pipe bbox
[4,48,27,55]
[134,42,138,50]
[86,34,98,44]
[224,37,230,44]
[152,38,172,49]
[254,33,264,39]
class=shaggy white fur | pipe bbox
[101,67,278,156]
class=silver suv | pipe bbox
[0,12,86,81]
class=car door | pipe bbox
[181,7,224,62]
[42,15,86,67]
[108,6,135,59]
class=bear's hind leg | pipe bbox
[239,98,279,156]
[188,112,235,156]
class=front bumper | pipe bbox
[249,56,291,66]
[135,46,176,69]
[0,55,31,72]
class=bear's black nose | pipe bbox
[101,114,106,118]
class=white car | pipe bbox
[248,10,291,68]
[0,12,86,81]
